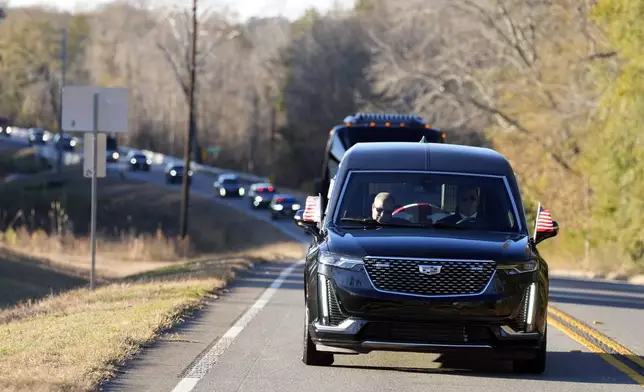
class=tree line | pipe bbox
[0,0,641,272]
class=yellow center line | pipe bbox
[548,305,644,369]
[549,317,644,386]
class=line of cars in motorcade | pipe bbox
[214,174,303,220]
[25,127,79,151]
[24,126,128,166]
[161,163,303,220]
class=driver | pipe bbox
[372,192,409,224]
[436,185,482,225]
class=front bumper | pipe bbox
[130,161,150,169]
[308,263,545,359]
[168,175,191,183]
[311,320,542,359]
[272,207,298,217]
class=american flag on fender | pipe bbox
[302,196,320,222]
[536,205,555,232]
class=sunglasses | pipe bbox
[372,206,391,213]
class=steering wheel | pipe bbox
[392,202,436,215]
[392,202,445,223]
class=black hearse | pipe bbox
[293,141,558,374]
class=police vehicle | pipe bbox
[247,182,277,208]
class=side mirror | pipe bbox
[535,220,559,245]
[293,209,321,238]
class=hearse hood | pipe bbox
[325,227,532,263]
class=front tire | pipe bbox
[513,328,547,374]
[302,307,334,366]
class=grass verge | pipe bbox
[0,162,305,390]
[0,164,305,309]
[0,259,249,392]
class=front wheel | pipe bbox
[513,328,547,374]
[301,307,334,366]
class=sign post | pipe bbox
[62,86,128,290]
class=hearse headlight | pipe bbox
[319,250,363,270]
[497,260,538,275]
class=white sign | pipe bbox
[83,133,106,178]
[62,86,129,133]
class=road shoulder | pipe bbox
[100,259,299,392]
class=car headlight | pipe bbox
[170,170,177,176]
[238,187,245,195]
[188,170,193,176]
[112,152,119,159]
[220,188,226,196]
[292,204,301,210]
[130,158,137,164]
[70,140,76,146]
[273,204,283,211]
[497,260,538,275]
[255,196,263,201]
[319,250,364,270]
[146,159,152,165]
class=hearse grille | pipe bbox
[363,257,496,296]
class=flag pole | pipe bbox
[533,201,541,241]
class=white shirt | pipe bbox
[459,212,477,221]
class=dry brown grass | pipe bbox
[0,167,305,311]
[0,167,306,391]
[0,172,303,264]
[0,225,291,391]
[0,272,237,391]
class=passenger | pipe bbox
[372,192,409,224]
[436,185,483,225]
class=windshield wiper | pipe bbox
[339,218,425,228]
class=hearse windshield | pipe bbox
[333,171,520,233]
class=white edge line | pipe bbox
[112,151,310,392]
[170,259,304,392]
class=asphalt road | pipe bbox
[1,134,642,391]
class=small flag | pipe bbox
[536,205,555,232]
[303,196,320,222]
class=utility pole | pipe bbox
[179,0,198,239]
[57,25,67,174]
